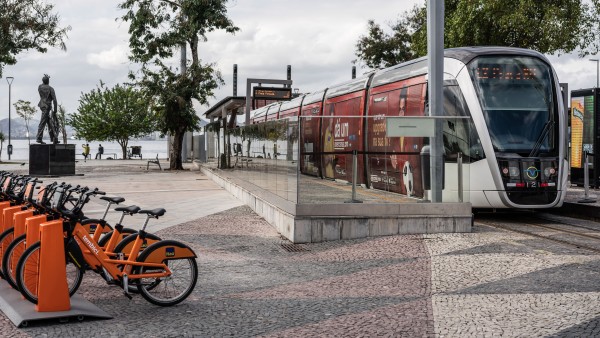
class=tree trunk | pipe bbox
[170,129,185,170]
[118,140,128,160]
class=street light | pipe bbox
[6,77,13,161]
[590,59,599,88]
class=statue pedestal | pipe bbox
[29,144,76,176]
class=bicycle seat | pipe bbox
[114,205,141,214]
[100,196,126,204]
[138,208,166,218]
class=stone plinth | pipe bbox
[29,144,76,176]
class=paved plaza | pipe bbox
[0,160,599,337]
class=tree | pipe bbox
[0,0,71,77]
[0,131,5,162]
[119,0,239,170]
[69,82,156,159]
[356,0,596,69]
[354,12,419,69]
[13,99,36,145]
[57,104,68,144]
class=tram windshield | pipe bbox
[468,56,557,155]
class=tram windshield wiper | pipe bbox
[529,119,554,157]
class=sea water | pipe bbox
[2,139,169,161]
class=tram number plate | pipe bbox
[527,181,538,188]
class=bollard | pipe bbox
[345,150,363,203]
[458,152,463,203]
[578,151,597,203]
[36,220,70,312]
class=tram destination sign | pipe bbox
[253,87,292,100]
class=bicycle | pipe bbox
[16,186,198,306]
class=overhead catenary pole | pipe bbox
[427,0,444,202]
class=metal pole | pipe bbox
[6,77,13,161]
[427,0,444,202]
[345,150,363,203]
[579,151,597,203]
[457,152,463,203]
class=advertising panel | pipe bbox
[570,95,595,169]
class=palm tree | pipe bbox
[0,132,5,162]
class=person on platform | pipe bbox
[36,74,59,144]
[82,143,90,162]
[95,144,104,159]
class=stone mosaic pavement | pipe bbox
[1,160,600,337]
[0,204,597,337]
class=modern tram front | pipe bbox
[456,48,568,208]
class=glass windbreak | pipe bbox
[468,56,557,156]
[206,116,470,205]
[297,115,471,204]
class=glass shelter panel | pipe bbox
[212,116,471,205]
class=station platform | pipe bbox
[199,161,472,244]
[552,185,600,220]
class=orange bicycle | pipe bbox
[16,186,198,306]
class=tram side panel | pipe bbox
[322,92,366,184]
[300,102,323,177]
[366,76,427,197]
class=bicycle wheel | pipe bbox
[135,241,198,306]
[0,228,15,279]
[15,241,84,304]
[2,234,27,289]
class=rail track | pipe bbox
[475,212,600,254]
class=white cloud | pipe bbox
[86,45,129,70]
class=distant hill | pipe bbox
[0,118,75,139]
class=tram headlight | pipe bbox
[543,166,556,178]
[509,166,520,179]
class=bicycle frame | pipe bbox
[71,222,194,281]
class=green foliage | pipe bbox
[69,82,156,159]
[119,0,239,169]
[356,0,598,69]
[13,99,36,144]
[355,15,418,69]
[0,0,71,77]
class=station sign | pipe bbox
[385,117,435,137]
[253,87,292,100]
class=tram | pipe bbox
[248,47,568,208]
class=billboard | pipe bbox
[570,95,595,168]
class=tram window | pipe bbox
[468,56,557,155]
[443,85,484,162]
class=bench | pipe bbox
[103,153,118,160]
[147,154,162,170]
[233,154,253,169]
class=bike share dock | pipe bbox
[0,206,111,328]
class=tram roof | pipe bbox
[371,46,550,88]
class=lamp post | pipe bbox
[6,77,13,160]
[591,59,599,88]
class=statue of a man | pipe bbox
[36,74,59,144]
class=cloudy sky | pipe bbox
[0,0,596,122]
